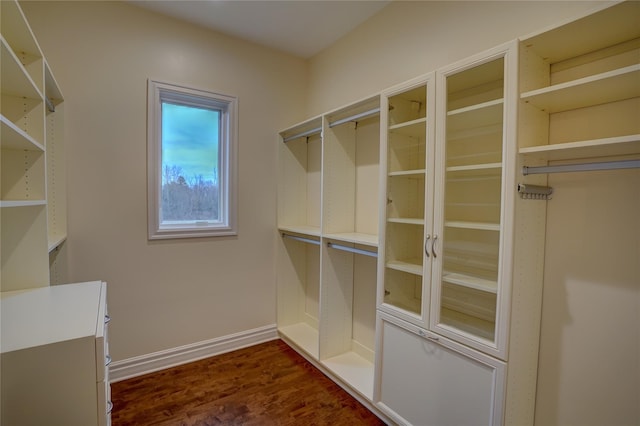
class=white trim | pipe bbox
[109,324,278,382]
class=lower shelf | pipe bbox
[440,307,495,342]
[322,351,374,401]
[278,323,319,359]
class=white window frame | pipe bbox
[147,79,238,239]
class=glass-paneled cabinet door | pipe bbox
[377,74,436,328]
[431,42,517,359]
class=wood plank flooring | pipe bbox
[111,339,387,425]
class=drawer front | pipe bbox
[96,283,110,382]
[376,312,506,426]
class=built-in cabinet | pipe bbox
[1,2,109,424]
[1,0,67,291]
[374,42,518,426]
[277,2,639,425]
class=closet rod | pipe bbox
[522,159,640,176]
[282,127,322,143]
[327,242,377,258]
[328,108,380,128]
[281,233,320,246]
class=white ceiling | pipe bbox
[131,0,391,59]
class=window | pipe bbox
[147,80,237,239]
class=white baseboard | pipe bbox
[109,324,278,382]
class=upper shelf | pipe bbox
[1,37,43,100]
[44,63,64,107]
[0,1,44,95]
[278,224,321,238]
[447,99,503,134]
[520,1,640,64]
[521,65,640,114]
[323,232,378,247]
[280,116,322,143]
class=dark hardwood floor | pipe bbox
[111,339,387,425]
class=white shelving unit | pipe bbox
[0,3,101,425]
[1,0,49,292]
[277,96,381,406]
[277,3,639,425]
[518,1,640,164]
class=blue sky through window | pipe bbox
[161,102,219,184]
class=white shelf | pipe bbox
[386,259,423,276]
[519,134,640,161]
[521,65,640,114]
[382,298,421,317]
[0,115,45,151]
[323,232,378,247]
[388,117,427,138]
[446,162,502,175]
[387,217,424,225]
[278,224,321,238]
[445,221,500,231]
[389,169,426,177]
[44,63,64,104]
[322,352,374,400]
[520,1,640,64]
[440,308,495,342]
[0,199,46,208]
[447,99,503,133]
[48,234,67,253]
[389,116,427,130]
[0,36,42,100]
[278,323,319,359]
[442,271,497,294]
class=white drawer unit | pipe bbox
[1,281,110,426]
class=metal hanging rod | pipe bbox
[327,242,377,258]
[45,97,55,113]
[282,127,322,143]
[522,159,640,176]
[328,108,380,128]
[281,233,320,246]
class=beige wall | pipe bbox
[307,1,604,116]
[22,1,308,360]
[536,168,639,425]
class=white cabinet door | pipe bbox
[377,74,436,328]
[376,312,505,426]
[430,41,518,360]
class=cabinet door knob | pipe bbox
[104,314,111,324]
[424,235,431,258]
